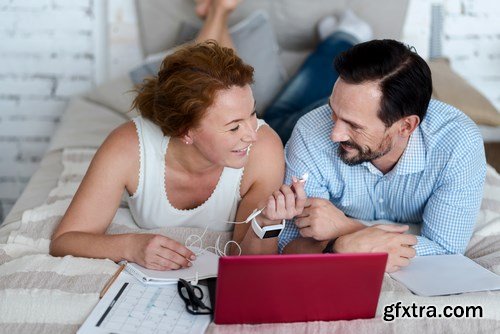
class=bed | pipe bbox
[1,1,500,333]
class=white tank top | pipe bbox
[127,116,266,232]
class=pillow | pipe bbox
[429,58,500,126]
[129,59,162,86]
[85,74,138,118]
[129,10,287,116]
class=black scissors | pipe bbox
[177,278,213,315]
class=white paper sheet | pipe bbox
[390,254,500,296]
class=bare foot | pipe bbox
[212,0,241,13]
[197,0,241,19]
[195,0,212,19]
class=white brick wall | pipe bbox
[441,0,500,109]
[0,0,97,219]
[1,0,499,221]
[402,0,500,111]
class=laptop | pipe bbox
[213,253,387,324]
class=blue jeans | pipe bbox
[263,32,356,144]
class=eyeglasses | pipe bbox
[177,278,213,315]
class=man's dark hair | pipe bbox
[334,39,432,127]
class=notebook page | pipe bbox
[126,247,219,284]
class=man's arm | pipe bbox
[415,143,486,256]
[283,224,417,272]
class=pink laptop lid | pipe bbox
[214,253,387,324]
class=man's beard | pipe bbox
[337,135,392,166]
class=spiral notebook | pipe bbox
[125,247,219,284]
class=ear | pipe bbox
[182,130,194,145]
[398,115,420,137]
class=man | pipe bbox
[279,39,486,272]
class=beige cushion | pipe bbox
[85,75,138,117]
[429,58,500,126]
[136,0,409,56]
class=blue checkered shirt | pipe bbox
[279,100,486,256]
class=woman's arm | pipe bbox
[50,122,195,269]
[232,125,305,255]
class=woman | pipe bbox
[50,40,305,271]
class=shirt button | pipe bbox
[379,198,384,203]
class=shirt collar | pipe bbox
[361,126,426,176]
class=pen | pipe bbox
[99,262,126,299]
[97,282,129,326]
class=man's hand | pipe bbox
[334,224,417,272]
[294,198,356,241]
[127,234,196,271]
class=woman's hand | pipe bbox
[260,176,307,222]
[128,234,196,271]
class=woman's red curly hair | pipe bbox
[132,40,254,137]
